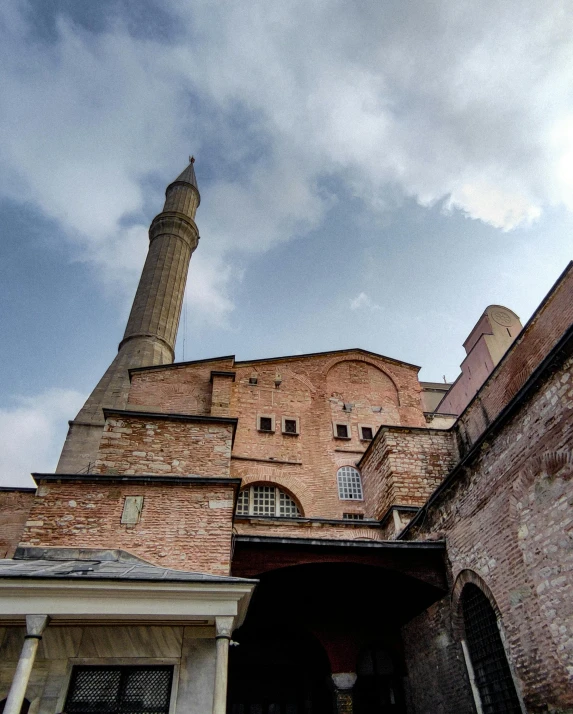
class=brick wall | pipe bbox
[128,357,235,415]
[360,427,457,522]
[127,350,427,524]
[234,519,382,541]
[0,489,35,558]
[401,597,476,714]
[93,412,234,478]
[456,263,573,455]
[19,479,236,574]
[403,351,573,710]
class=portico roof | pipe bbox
[0,549,257,626]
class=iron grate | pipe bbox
[462,584,522,714]
[65,666,173,714]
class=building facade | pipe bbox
[0,161,572,714]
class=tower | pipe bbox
[56,159,201,473]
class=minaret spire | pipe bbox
[57,159,201,473]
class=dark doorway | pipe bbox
[354,644,406,714]
[461,584,522,713]
[228,625,332,714]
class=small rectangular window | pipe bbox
[343,513,364,520]
[258,415,274,432]
[282,417,299,435]
[334,422,350,439]
[359,425,374,441]
[65,666,173,714]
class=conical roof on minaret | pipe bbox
[173,156,199,191]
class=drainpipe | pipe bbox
[4,615,49,714]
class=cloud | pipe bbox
[0,389,86,487]
[350,292,382,311]
[1,0,573,322]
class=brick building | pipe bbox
[0,160,571,714]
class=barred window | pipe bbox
[64,666,173,714]
[236,485,301,518]
[337,466,364,500]
[461,584,522,713]
[343,513,364,520]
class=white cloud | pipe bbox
[0,389,86,487]
[350,292,382,311]
[0,0,573,321]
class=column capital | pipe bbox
[215,616,235,640]
[332,672,357,690]
[26,615,49,637]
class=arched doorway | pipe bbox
[228,625,332,714]
[461,583,522,713]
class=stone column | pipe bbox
[212,616,234,714]
[4,615,49,714]
[332,673,357,714]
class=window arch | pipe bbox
[236,485,301,518]
[337,466,363,500]
[461,583,522,713]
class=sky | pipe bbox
[0,0,572,486]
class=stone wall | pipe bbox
[94,412,234,478]
[19,479,236,574]
[403,349,573,711]
[360,427,457,523]
[0,489,35,558]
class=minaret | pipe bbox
[56,159,201,473]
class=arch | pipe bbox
[325,358,400,408]
[324,355,400,393]
[238,472,311,514]
[452,571,523,714]
[337,466,364,500]
[236,482,304,518]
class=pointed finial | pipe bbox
[189,155,195,164]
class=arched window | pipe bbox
[236,485,301,517]
[461,584,522,713]
[337,466,363,500]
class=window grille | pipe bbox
[258,416,273,432]
[236,486,300,518]
[252,485,276,515]
[337,466,363,500]
[65,666,173,714]
[343,513,364,520]
[461,584,522,714]
[236,489,249,515]
[279,490,300,516]
[283,418,298,434]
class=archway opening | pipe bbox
[461,584,522,713]
[228,624,332,714]
[354,643,406,714]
